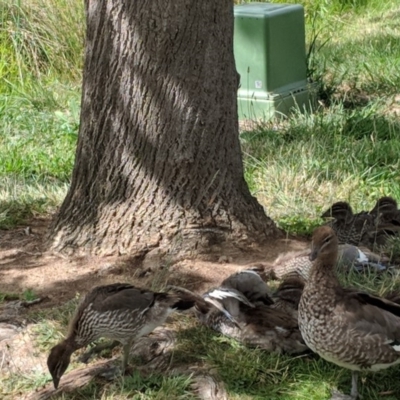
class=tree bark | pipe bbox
[48,0,279,256]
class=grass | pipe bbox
[0,88,79,227]
[1,0,400,398]
[0,288,38,303]
[0,0,82,228]
[240,0,400,234]
[0,0,398,232]
[3,271,400,400]
[0,0,84,92]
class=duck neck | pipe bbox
[64,319,89,349]
[63,335,81,352]
[309,253,340,291]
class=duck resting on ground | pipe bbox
[322,198,400,250]
[369,196,400,227]
[195,270,308,354]
[271,243,389,282]
[271,274,305,319]
[367,196,400,249]
[47,283,199,389]
[299,226,400,399]
[321,201,374,246]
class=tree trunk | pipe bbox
[48,0,279,257]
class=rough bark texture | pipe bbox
[48,0,279,256]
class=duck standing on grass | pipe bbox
[47,283,199,390]
[299,226,400,399]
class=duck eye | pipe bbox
[323,236,331,244]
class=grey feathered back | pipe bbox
[195,270,308,354]
[221,270,274,305]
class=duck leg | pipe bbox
[121,340,134,372]
[331,391,356,400]
[97,341,134,381]
[78,340,120,363]
[330,371,359,400]
[350,371,359,399]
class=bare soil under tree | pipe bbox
[1,217,306,308]
[0,217,307,398]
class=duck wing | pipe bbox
[336,289,400,338]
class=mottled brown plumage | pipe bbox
[47,283,197,389]
[272,244,388,282]
[272,249,312,280]
[271,275,305,319]
[322,198,400,250]
[367,197,400,248]
[322,201,354,223]
[196,270,308,354]
[299,226,400,399]
[321,201,374,246]
[369,196,400,225]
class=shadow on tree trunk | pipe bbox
[47,0,281,258]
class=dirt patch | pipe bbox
[0,217,308,310]
[0,218,309,398]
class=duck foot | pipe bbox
[330,389,356,400]
[98,365,122,380]
[78,340,120,363]
[98,364,134,380]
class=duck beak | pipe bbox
[309,249,318,261]
[52,376,60,390]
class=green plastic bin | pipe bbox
[234,3,316,120]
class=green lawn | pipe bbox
[1,0,400,398]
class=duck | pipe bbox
[220,269,274,305]
[271,275,305,319]
[321,201,375,246]
[367,197,400,249]
[369,196,400,227]
[47,283,199,389]
[337,243,389,273]
[298,226,400,399]
[195,270,308,354]
[271,244,389,282]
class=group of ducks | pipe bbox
[322,195,400,251]
[47,197,400,399]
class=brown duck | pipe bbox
[367,197,400,247]
[299,226,400,399]
[271,274,305,319]
[321,201,375,246]
[47,283,198,389]
[369,196,400,226]
[272,243,388,282]
[196,270,308,354]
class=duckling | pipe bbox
[322,201,354,222]
[366,197,400,250]
[299,226,400,399]
[321,202,374,246]
[195,270,308,354]
[369,196,400,227]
